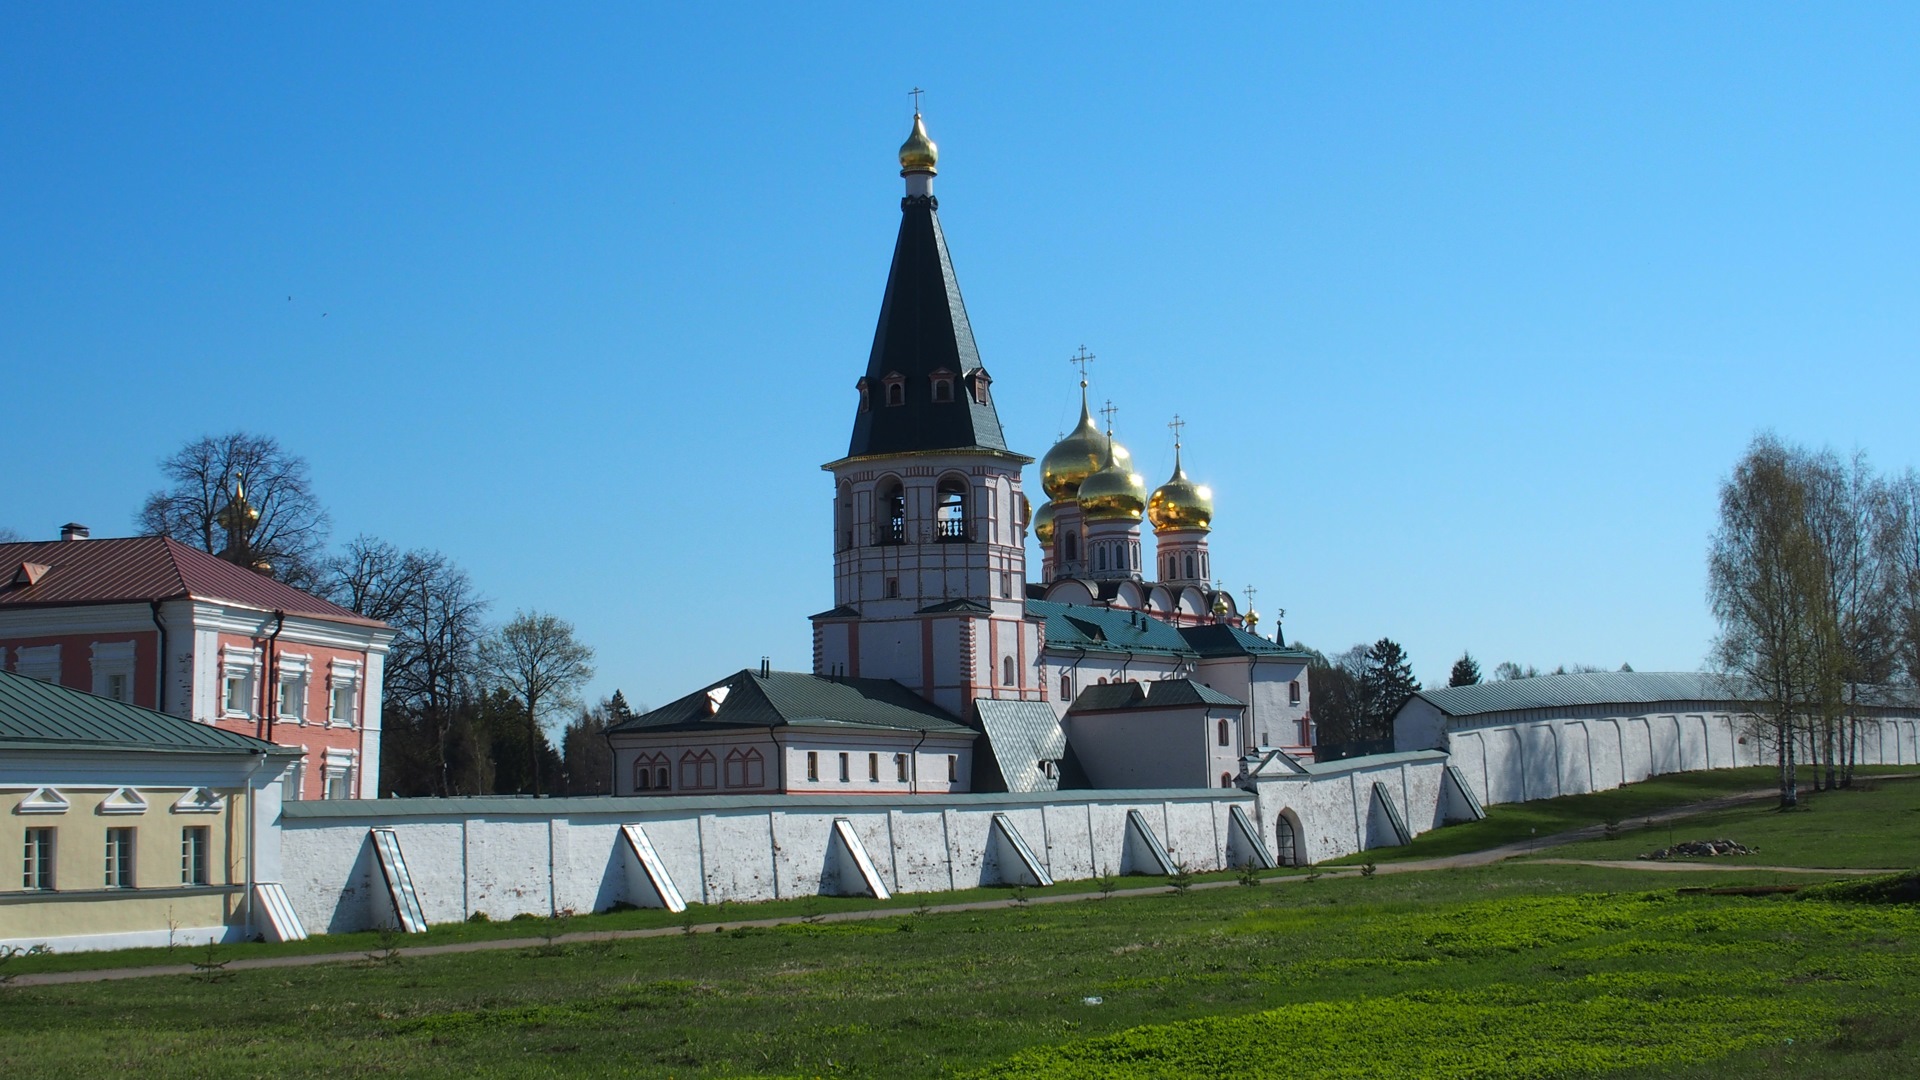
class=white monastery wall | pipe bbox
[1424,709,1917,810]
[280,786,1401,933]
[1249,753,1452,865]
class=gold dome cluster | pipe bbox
[899,113,938,173]
[1147,448,1214,532]
[1041,393,1132,501]
[1076,438,1148,522]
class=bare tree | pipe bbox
[1708,434,1829,808]
[1798,451,1900,788]
[138,433,331,587]
[1891,470,1920,688]
[320,538,489,795]
[0,527,23,544]
[478,611,596,797]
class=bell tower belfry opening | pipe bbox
[813,109,1043,718]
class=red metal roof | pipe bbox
[0,536,385,628]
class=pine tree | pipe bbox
[1358,638,1419,740]
[1448,652,1482,687]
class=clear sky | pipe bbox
[5,4,1918,709]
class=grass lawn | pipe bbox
[3,861,1917,1078]
[1529,774,1920,868]
[6,768,1919,1079]
[1325,765,1915,865]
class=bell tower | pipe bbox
[813,110,1044,718]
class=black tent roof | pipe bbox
[843,195,1015,460]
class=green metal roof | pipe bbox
[1027,599,1310,661]
[1177,623,1312,659]
[608,669,975,736]
[1027,600,1194,656]
[1069,678,1245,713]
[1413,671,1920,720]
[0,669,293,756]
[1411,672,1742,719]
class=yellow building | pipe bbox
[0,668,296,953]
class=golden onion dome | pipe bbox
[1147,448,1214,532]
[1077,438,1147,522]
[899,113,938,173]
[1211,592,1232,617]
[216,477,260,533]
[1041,393,1133,500]
[1031,500,1057,546]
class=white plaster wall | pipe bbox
[1431,711,1917,814]
[278,790,1263,933]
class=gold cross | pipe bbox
[909,87,925,114]
[1243,584,1258,611]
[1099,399,1118,434]
[1069,345,1095,388]
[1168,414,1185,449]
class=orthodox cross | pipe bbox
[1168,413,1185,449]
[909,87,925,113]
[1069,345,1095,388]
[1099,399,1118,435]
[1243,584,1258,612]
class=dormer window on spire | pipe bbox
[856,377,872,414]
[883,371,906,407]
[930,368,955,402]
[968,369,992,405]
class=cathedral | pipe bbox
[609,112,1314,796]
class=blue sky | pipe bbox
[5,3,1918,708]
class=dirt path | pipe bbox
[10,782,1907,989]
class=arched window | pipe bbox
[633,754,668,793]
[856,379,871,413]
[1060,674,1072,701]
[1096,547,1107,571]
[1221,772,1234,788]
[837,481,854,552]
[725,748,765,788]
[886,381,905,406]
[1002,655,1016,686]
[936,477,967,541]
[679,750,717,790]
[1276,814,1299,866]
[1184,554,1195,579]
[876,480,905,545]
[932,375,953,402]
[1063,531,1079,561]
[1217,719,1230,747]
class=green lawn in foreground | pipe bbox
[1528,774,1920,868]
[1325,765,1912,865]
[3,863,1915,1079]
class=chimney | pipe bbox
[60,523,90,542]
[759,656,772,678]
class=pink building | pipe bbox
[0,526,393,799]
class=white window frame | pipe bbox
[220,647,261,720]
[322,748,356,800]
[181,826,210,886]
[23,827,56,890]
[282,755,306,802]
[105,826,136,888]
[277,653,313,725]
[91,640,137,703]
[326,659,362,728]
[14,644,61,684]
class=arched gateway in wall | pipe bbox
[1275,809,1304,867]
